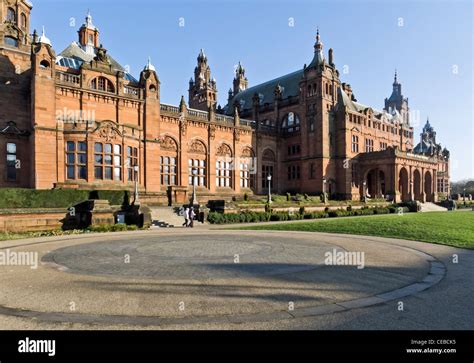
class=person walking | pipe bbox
[182,206,190,227]
[189,207,196,228]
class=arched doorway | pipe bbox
[424,171,433,202]
[399,167,409,201]
[366,169,377,198]
[413,169,422,202]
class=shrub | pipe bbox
[0,188,129,209]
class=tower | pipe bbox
[384,70,410,124]
[0,0,32,50]
[233,61,248,96]
[188,49,217,111]
[78,10,99,55]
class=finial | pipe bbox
[144,56,156,72]
[38,25,52,46]
[394,69,398,83]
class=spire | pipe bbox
[85,9,95,29]
[197,48,207,63]
[144,56,156,72]
[308,27,324,68]
[38,26,52,46]
[393,69,399,85]
[236,61,245,77]
[315,27,323,49]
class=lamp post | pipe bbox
[190,168,198,206]
[133,165,139,204]
[267,175,272,204]
[323,178,327,205]
[362,181,367,203]
[463,188,466,203]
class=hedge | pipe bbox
[0,188,130,209]
[207,206,410,224]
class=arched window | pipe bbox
[39,60,50,69]
[6,7,15,23]
[188,140,207,187]
[20,13,27,30]
[281,112,300,133]
[215,143,232,188]
[149,84,157,92]
[240,147,255,189]
[91,76,115,93]
[160,136,178,186]
[4,36,18,47]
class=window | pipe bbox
[380,142,388,151]
[281,112,300,133]
[240,160,255,189]
[91,77,115,93]
[4,36,18,47]
[20,13,26,30]
[160,156,177,186]
[6,143,17,181]
[288,144,301,156]
[126,146,138,181]
[351,163,359,187]
[216,160,232,188]
[351,135,359,153]
[88,34,94,45]
[365,139,374,152]
[66,141,87,180]
[40,60,50,69]
[261,165,274,189]
[288,165,300,180]
[95,142,121,180]
[188,159,206,186]
[6,7,15,23]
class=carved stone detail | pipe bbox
[188,139,206,155]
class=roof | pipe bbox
[56,42,138,83]
[336,87,401,123]
[225,69,304,115]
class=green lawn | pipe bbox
[239,211,474,249]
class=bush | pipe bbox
[0,188,129,209]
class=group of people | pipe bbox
[182,206,196,228]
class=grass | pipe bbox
[238,211,474,249]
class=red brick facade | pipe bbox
[0,3,450,204]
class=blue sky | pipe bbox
[32,0,473,181]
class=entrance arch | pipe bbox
[399,167,409,201]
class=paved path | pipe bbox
[0,228,472,330]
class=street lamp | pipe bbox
[133,165,139,204]
[190,168,198,206]
[463,188,466,203]
[267,175,272,204]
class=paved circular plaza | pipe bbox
[0,228,454,328]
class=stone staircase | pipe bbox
[149,206,185,228]
[419,202,448,213]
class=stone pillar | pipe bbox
[420,167,426,202]
[409,166,414,201]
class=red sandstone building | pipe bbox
[0,2,450,205]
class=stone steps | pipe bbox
[149,206,186,228]
[419,202,448,213]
